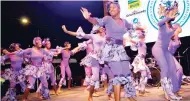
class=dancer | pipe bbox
[36,38,58,97]
[152,1,182,100]
[131,29,151,96]
[62,24,106,101]
[78,39,99,91]
[1,43,26,101]
[80,1,137,101]
[18,37,50,100]
[78,29,108,94]
[168,24,184,90]
[81,40,93,88]
[57,41,81,93]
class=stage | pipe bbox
[16,85,190,101]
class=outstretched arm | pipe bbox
[62,25,78,36]
[158,8,177,27]
[71,46,81,55]
[80,7,98,25]
[62,25,93,39]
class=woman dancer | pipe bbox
[131,29,151,95]
[168,24,183,92]
[36,38,58,97]
[57,41,81,92]
[1,43,26,101]
[152,1,182,100]
[19,37,50,100]
[79,29,108,93]
[80,1,137,101]
[62,24,106,101]
[81,40,93,87]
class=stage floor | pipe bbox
[17,85,190,101]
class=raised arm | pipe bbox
[78,39,93,51]
[62,25,93,39]
[62,25,78,36]
[158,17,173,27]
[80,7,98,25]
[158,8,177,27]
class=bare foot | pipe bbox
[92,92,100,97]
[22,99,26,101]
[57,87,62,94]
[174,92,182,98]
[120,91,125,98]
[138,91,146,96]
[88,97,93,101]
[36,92,41,98]
[108,94,113,100]
[55,91,59,96]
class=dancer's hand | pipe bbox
[62,25,68,33]
[167,8,178,19]
[80,7,91,20]
[2,49,10,55]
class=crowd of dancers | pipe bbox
[1,1,190,101]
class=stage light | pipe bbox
[20,16,30,25]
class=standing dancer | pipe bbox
[78,27,108,94]
[57,42,81,93]
[20,37,50,100]
[80,1,137,101]
[131,29,151,96]
[78,26,108,92]
[81,39,93,88]
[152,1,182,100]
[36,38,58,97]
[62,25,106,101]
[168,24,183,92]
[1,43,26,101]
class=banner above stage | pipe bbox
[118,0,190,43]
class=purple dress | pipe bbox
[36,49,57,93]
[132,41,151,92]
[81,40,93,86]
[1,50,26,101]
[76,33,106,88]
[96,16,136,97]
[152,17,180,92]
[43,49,56,85]
[1,51,25,84]
[168,37,183,89]
[20,48,50,99]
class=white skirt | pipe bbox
[132,55,151,77]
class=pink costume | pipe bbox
[58,48,78,87]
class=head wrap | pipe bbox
[33,37,42,45]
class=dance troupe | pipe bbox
[1,1,190,101]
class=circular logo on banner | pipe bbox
[147,0,190,30]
